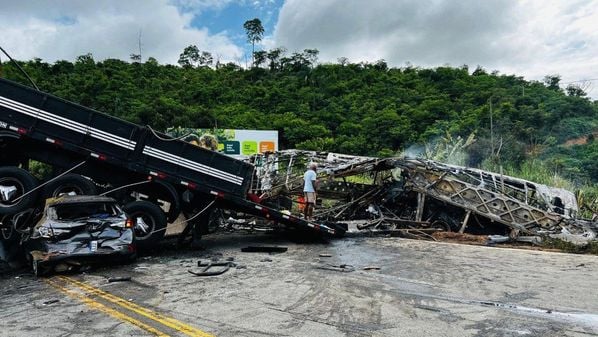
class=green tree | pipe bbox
[243,18,264,67]
[198,51,213,68]
[303,49,319,68]
[267,47,285,71]
[3,49,597,184]
[178,45,200,68]
[253,50,267,68]
[544,74,561,91]
[566,84,587,97]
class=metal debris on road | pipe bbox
[188,261,236,276]
[315,264,355,272]
[241,246,288,253]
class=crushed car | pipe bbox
[24,195,136,276]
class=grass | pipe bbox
[542,238,598,255]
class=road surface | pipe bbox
[1,233,597,336]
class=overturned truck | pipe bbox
[251,150,597,245]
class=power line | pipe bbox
[561,78,598,85]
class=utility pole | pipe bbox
[489,98,494,156]
[138,29,143,62]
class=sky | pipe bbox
[1,0,598,96]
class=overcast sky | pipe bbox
[1,0,597,96]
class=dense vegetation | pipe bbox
[1,50,596,197]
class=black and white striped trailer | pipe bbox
[0,78,341,248]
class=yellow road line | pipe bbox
[45,279,170,337]
[58,276,215,337]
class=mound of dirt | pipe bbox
[432,231,488,244]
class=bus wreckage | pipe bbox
[250,150,597,245]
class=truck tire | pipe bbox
[0,167,38,215]
[43,173,97,198]
[123,201,167,250]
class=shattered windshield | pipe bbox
[49,202,121,221]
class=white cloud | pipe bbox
[169,0,237,13]
[0,0,243,64]
[273,0,598,96]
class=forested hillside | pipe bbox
[1,52,596,187]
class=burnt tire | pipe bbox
[43,174,97,198]
[0,167,38,215]
[123,201,167,250]
[431,212,461,232]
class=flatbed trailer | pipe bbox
[0,78,341,247]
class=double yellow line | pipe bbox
[46,276,215,337]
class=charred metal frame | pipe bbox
[250,150,597,244]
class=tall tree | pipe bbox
[178,45,200,68]
[544,74,561,91]
[267,47,285,71]
[198,51,213,67]
[243,18,264,67]
[253,50,267,68]
[303,49,319,68]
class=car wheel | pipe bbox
[123,201,167,250]
[43,173,97,198]
[0,167,38,215]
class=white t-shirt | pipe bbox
[303,169,317,192]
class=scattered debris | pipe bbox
[188,261,236,276]
[241,246,288,253]
[363,266,381,271]
[487,235,542,245]
[108,276,132,283]
[42,299,60,305]
[316,264,355,272]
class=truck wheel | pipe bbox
[43,174,97,198]
[123,201,167,250]
[0,167,38,215]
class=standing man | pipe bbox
[303,163,318,220]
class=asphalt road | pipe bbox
[1,233,597,337]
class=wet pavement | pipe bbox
[1,233,597,336]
